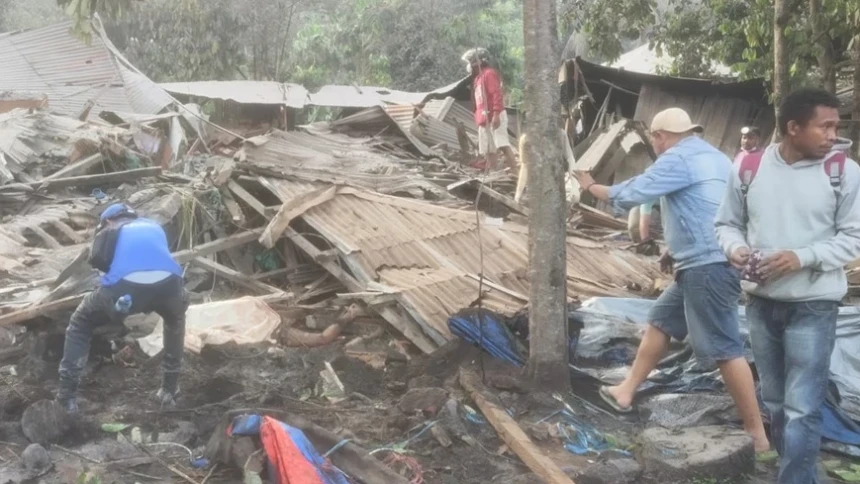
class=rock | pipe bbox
[21,443,50,472]
[408,375,442,389]
[21,400,69,445]
[639,426,754,482]
[576,457,642,484]
[398,387,448,415]
[639,394,738,429]
[158,421,198,447]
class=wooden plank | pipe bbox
[190,257,283,295]
[459,369,576,484]
[50,220,85,244]
[219,187,245,225]
[25,167,162,191]
[44,153,103,181]
[259,186,337,249]
[27,225,61,249]
[477,183,530,217]
[573,119,628,173]
[173,229,262,264]
[227,180,268,217]
[0,294,84,327]
[285,227,438,354]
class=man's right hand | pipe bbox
[659,252,674,274]
[730,247,751,270]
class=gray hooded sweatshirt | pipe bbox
[715,139,860,302]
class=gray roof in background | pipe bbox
[0,20,172,120]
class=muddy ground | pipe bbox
[0,317,837,484]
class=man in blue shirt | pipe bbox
[57,203,188,413]
[574,108,769,452]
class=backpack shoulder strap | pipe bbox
[739,151,765,191]
[738,151,765,224]
[824,151,847,188]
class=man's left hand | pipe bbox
[573,171,595,191]
[758,251,801,282]
[492,115,501,130]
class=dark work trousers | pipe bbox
[57,275,189,402]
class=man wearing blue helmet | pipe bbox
[57,203,188,413]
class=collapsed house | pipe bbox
[563,57,774,186]
[4,19,860,484]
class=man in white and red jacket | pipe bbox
[462,48,516,171]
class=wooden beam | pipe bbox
[477,183,530,216]
[259,186,337,249]
[23,167,163,191]
[285,227,437,354]
[173,229,262,264]
[50,220,85,244]
[218,187,246,225]
[459,369,576,484]
[190,257,284,295]
[44,153,103,181]
[0,294,84,327]
[227,180,268,218]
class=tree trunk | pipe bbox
[853,34,860,159]
[810,0,837,93]
[773,0,791,140]
[522,0,570,389]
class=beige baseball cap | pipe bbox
[650,107,704,134]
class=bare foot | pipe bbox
[752,435,771,453]
[607,385,634,410]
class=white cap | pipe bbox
[650,108,704,134]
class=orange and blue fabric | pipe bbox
[229,414,349,484]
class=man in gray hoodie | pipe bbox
[715,88,860,484]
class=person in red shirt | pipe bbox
[462,48,517,171]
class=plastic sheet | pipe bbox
[581,296,860,452]
[230,414,349,484]
[447,309,526,367]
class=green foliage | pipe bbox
[106,0,247,82]
[56,0,134,38]
[0,0,65,32]
[559,0,656,62]
[650,0,860,84]
[289,0,524,101]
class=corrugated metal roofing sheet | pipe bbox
[334,106,434,157]
[265,184,660,349]
[0,21,171,120]
[308,85,426,108]
[161,80,309,108]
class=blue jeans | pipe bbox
[747,296,838,484]
[648,262,745,363]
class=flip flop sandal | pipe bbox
[599,386,633,414]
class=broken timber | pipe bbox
[259,185,337,249]
[459,369,576,484]
[190,257,284,295]
[0,167,164,193]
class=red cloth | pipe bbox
[259,416,324,484]
[472,67,504,127]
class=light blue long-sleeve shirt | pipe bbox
[608,135,731,270]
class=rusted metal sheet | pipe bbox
[262,184,660,352]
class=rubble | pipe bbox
[21,399,69,445]
[639,426,755,482]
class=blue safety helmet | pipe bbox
[99,203,136,222]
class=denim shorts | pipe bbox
[647,262,744,362]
